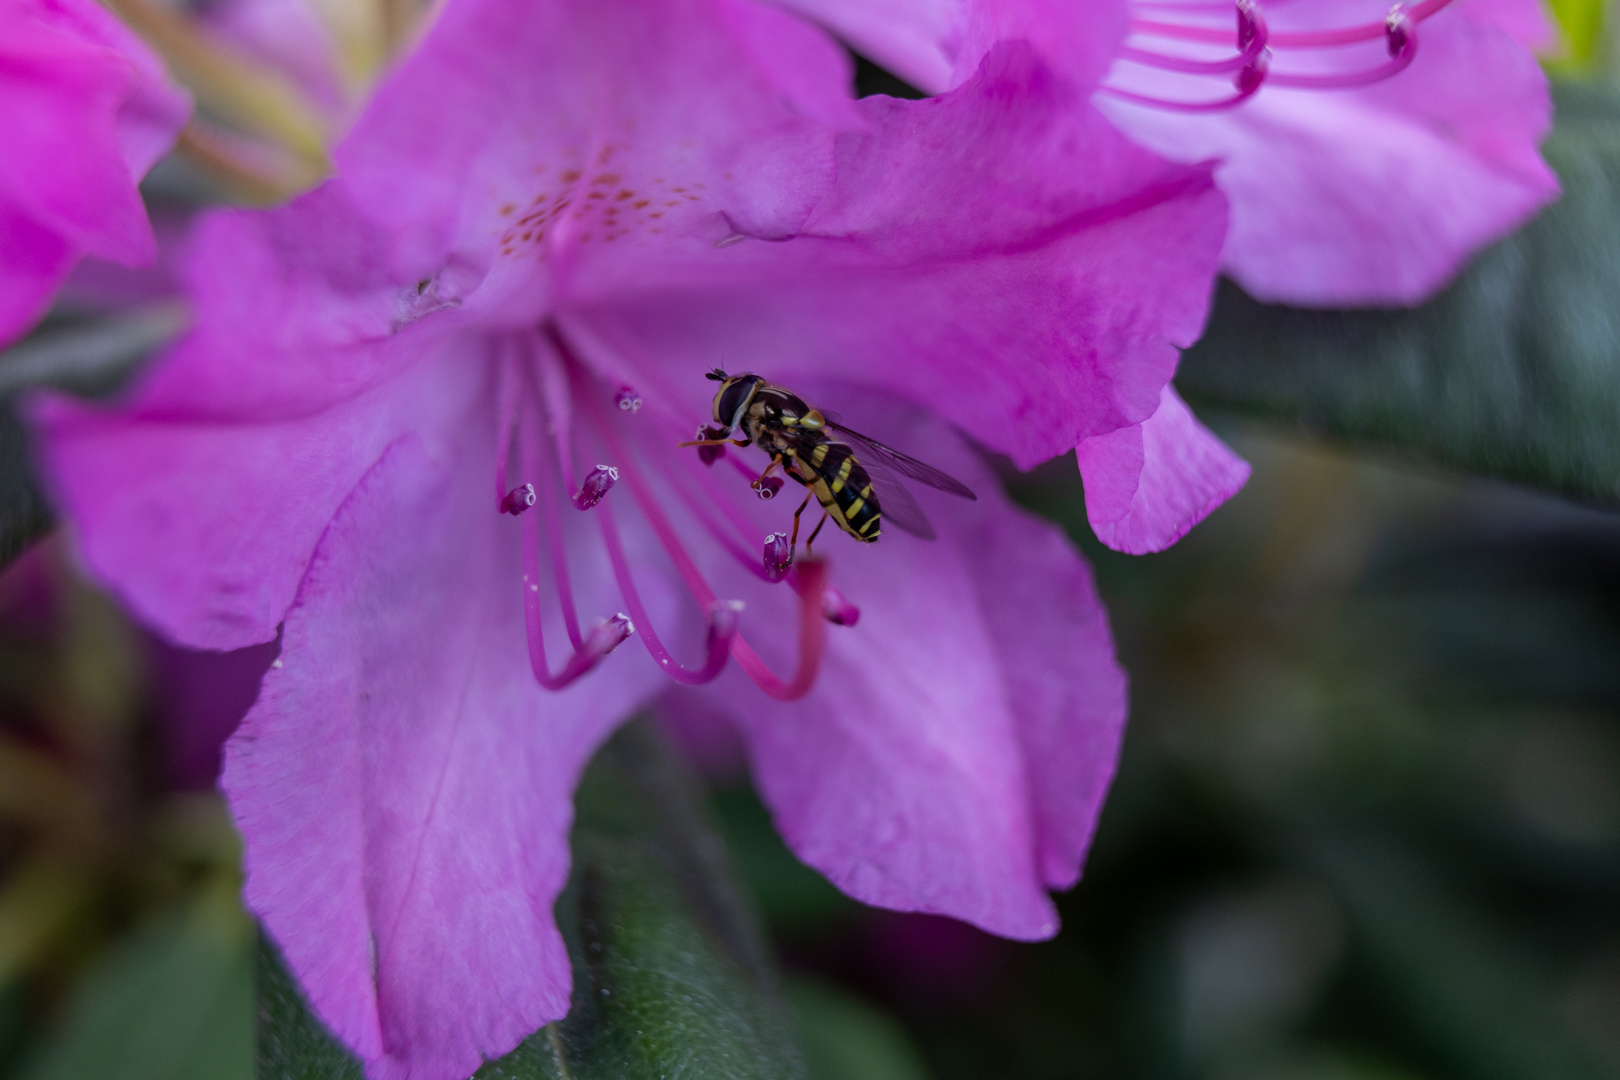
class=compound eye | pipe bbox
[714,378,757,428]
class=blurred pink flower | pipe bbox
[772,0,1559,306]
[34,0,1231,1075]
[0,0,189,343]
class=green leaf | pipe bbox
[787,977,934,1080]
[0,304,188,570]
[255,933,365,1080]
[18,883,254,1080]
[1177,81,1620,506]
[1303,837,1610,1080]
[258,721,810,1080]
[708,786,856,935]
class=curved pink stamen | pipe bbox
[1115,0,1443,110]
[519,379,588,651]
[1267,32,1414,86]
[596,502,737,684]
[1102,68,1265,111]
[572,359,749,684]
[730,561,829,701]
[1118,45,1257,74]
[653,448,777,581]
[1134,0,1245,10]
[1120,0,1267,74]
[534,335,578,485]
[590,403,721,604]
[1267,0,1448,46]
[1130,17,1243,43]
[520,504,633,690]
[551,325,830,697]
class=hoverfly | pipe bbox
[681,369,976,558]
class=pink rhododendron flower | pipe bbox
[772,0,1559,306]
[0,0,189,343]
[34,0,1232,1074]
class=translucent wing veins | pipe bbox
[825,423,977,501]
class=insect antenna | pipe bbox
[706,367,728,382]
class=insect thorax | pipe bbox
[741,386,814,447]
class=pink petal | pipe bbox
[26,0,864,650]
[1076,384,1249,554]
[31,0,190,176]
[222,424,665,1080]
[121,202,454,421]
[329,0,860,312]
[32,328,486,650]
[767,0,1127,94]
[767,0,1555,307]
[310,0,1222,472]
[0,203,75,343]
[29,179,511,654]
[673,405,1126,937]
[587,43,1227,468]
[1101,0,1558,306]
[0,0,188,340]
[956,491,1126,890]
[1466,0,1559,49]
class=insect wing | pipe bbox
[826,423,978,500]
[855,453,937,540]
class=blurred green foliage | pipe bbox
[0,544,249,1078]
[19,884,252,1080]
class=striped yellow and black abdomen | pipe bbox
[804,439,881,543]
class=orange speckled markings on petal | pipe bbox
[495,152,706,256]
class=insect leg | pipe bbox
[788,491,814,556]
[677,437,749,448]
[751,454,784,491]
[804,512,829,555]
